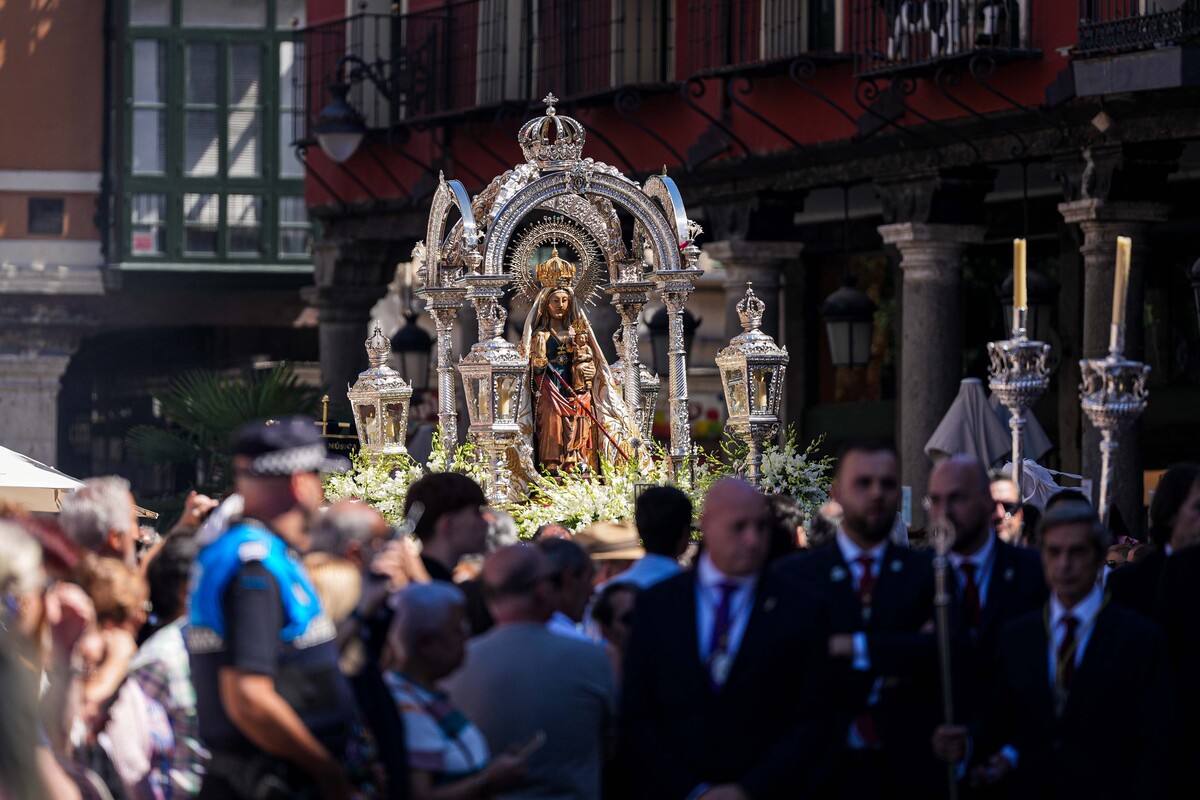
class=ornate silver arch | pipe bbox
[482,170,681,281]
[423,176,480,288]
[643,174,690,246]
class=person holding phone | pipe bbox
[385,583,528,800]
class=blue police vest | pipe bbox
[189,521,322,644]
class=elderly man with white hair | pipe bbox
[384,582,527,800]
[59,476,140,568]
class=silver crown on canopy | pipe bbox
[517,93,586,171]
[364,324,391,367]
[737,285,767,332]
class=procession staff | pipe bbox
[934,501,1175,800]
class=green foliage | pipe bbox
[127,363,322,494]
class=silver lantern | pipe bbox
[348,324,414,457]
[459,303,528,506]
[716,285,789,485]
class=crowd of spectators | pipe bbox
[2,416,1198,799]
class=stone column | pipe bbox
[1058,200,1168,535]
[705,240,800,344]
[0,304,92,467]
[879,222,986,528]
[0,353,73,466]
[303,239,409,418]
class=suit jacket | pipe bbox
[774,542,945,794]
[956,541,1047,733]
[1156,546,1200,797]
[989,603,1175,800]
[619,569,829,800]
[443,623,614,800]
[1107,548,1168,618]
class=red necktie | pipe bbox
[960,562,982,628]
[855,555,876,609]
[1058,614,1080,690]
[852,556,880,746]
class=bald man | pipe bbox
[620,479,829,800]
[927,456,1046,644]
[442,545,614,800]
[925,455,1046,793]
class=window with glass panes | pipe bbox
[122,0,311,265]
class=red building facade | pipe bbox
[298,0,1200,532]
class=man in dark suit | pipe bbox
[1154,534,1200,799]
[620,478,828,800]
[927,458,1046,673]
[934,501,1175,800]
[1108,463,1200,618]
[775,440,944,799]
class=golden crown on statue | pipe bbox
[570,317,589,336]
[535,245,577,289]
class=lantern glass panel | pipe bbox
[383,402,406,445]
[724,366,748,417]
[472,377,492,424]
[851,321,873,365]
[495,375,519,423]
[355,403,378,446]
[825,321,850,367]
[751,368,774,415]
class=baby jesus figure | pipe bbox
[568,319,595,395]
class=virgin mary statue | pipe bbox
[515,247,642,477]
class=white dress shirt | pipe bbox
[948,530,998,608]
[694,553,757,666]
[836,530,887,672]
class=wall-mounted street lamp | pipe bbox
[820,277,876,367]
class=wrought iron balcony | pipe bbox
[850,0,1034,77]
[683,0,843,76]
[294,1,849,148]
[1077,1,1200,57]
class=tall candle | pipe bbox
[1113,236,1132,328]
[1013,238,1027,309]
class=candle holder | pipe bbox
[1079,324,1150,527]
[987,306,1051,508]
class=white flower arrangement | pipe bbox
[506,442,716,538]
[757,430,833,518]
[323,451,424,526]
[324,426,827,536]
[323,430,485,526]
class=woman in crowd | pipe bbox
[384,583,526,800]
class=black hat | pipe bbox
[233,416,347,477]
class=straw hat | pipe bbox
[573,521,644,561]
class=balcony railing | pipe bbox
[1077,1,1200,56]
[850,0,1032,76]
[682,0,841,76]
[295,1,853,147]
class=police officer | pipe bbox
[188,417,355,800]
